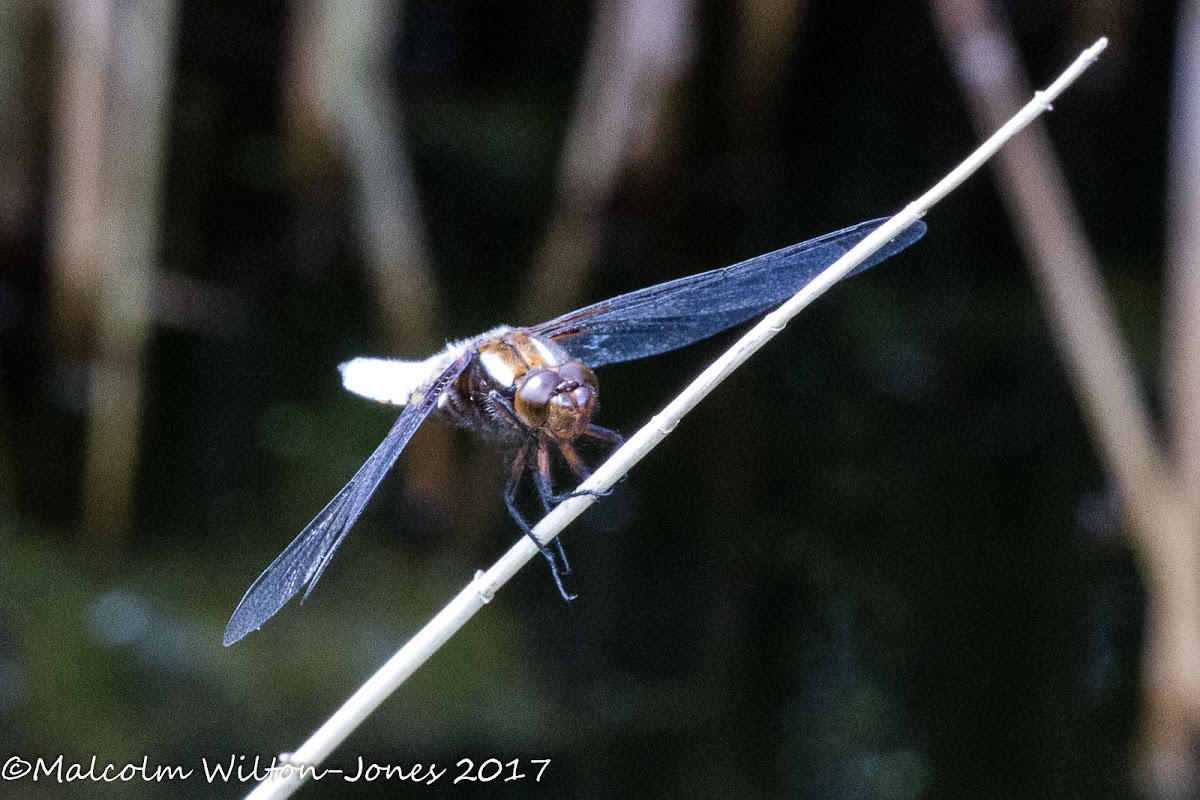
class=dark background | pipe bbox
[0,1,1168,798]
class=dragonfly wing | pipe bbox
[223,351,472,646]
[533,218,925,368]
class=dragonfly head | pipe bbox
[514,361,598,440]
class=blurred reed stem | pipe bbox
[48,0,109,361]
[517,0,694,322]
[929,1,1200,795]
[79,0,180,545]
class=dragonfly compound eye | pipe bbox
[546,363,598,440]
[514,364,599,439]
[514,368,558,428]
[556,361,597,389]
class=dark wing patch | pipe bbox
[532,218,926,368]
[223,351,472,646]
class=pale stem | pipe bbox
[243,38,1108,800]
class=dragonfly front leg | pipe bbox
[548,438,615,504]
[486,389,524,431]
[583,424,624,448]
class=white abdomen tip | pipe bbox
[338,357,430,406]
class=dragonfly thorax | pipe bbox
[439,329,599,442]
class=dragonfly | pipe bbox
[223,217,926,645]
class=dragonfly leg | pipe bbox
[549,439,613,503]
[576,424,623,492]
[584,424,624,448]
[534,437,574,579]
[504,436,576,600]
[487,389,525,430]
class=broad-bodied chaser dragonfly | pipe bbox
[224,217,926,645]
